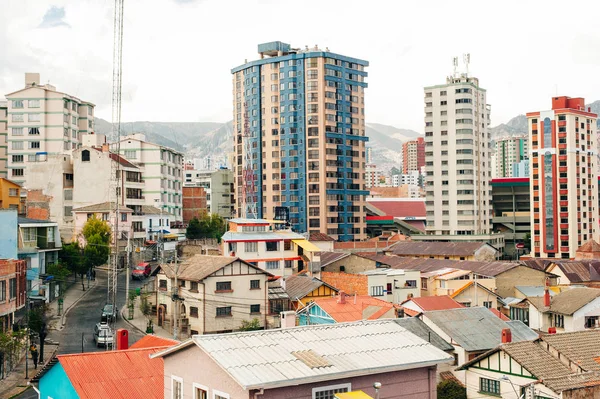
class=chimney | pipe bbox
[548,327,557,334]
[544,277,551,307]
[101,143,109,153]
[338,291,346,304]
[116,329,129,350]
[588,107,591,112]
[280,310,296,329]
[501,328,512,344]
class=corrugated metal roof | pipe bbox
[192,320,453,390]
[56,347,166,399]
[129,335,179,349]
[387,241,494,257]
[407,295,464,311]
[424,307,538,352]
[222,231,306,241]
[284,275,337,301]
[548,261,600,283]
[309,233,335,242]
[515,286,557,298]
[160,255,270,281]
[393,318,453,352]
[313,295,395,322]
[367,200,426,219]
[72,202,133,213]
[319,251,350,267]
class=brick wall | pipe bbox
[26,189,52,221]
[321,271,368,296]
[0,259,27,323]
[182,187,207,223]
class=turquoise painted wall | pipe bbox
[298,304,336,326]
[39,362,79,399]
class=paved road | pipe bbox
[47,268,147,354]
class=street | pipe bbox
[47,268,147,354]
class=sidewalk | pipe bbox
[120,297,178,341]
[0,278,98,398]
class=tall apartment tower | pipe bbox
[5,73,95,185]
[494,135,529,177]
[402,137,425,174]
[0,102,7,178]
[424,74,492,236]
[527,96,598,259]
[231,42,369,241]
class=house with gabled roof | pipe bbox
[152,319,454,399]
[297,292,397,325]
[283,274,338,310]
[449,281,504,309]
[402,295,464,315]
[458,331,600,398]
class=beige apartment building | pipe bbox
[115,133,183,221]
[494,135,529,178]
[0,102,7,178]
[231,41,369,241]
[5,73,94,185]
[183,168,234,218]
[424,73,492,237]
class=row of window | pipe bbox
[0,279,17,302]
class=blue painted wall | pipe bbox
[298,304,336,326]
[0,210,17,259]
[39,362,79,399]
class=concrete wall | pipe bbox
[322,254,376,274]
[495,266,550,298]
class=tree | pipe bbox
[59,242,82,276]
[186,217,202,239]
[437,380,466,399]
[82,217,111,243]
[80,217,111,290]
[186,213,226,240]
[239,318,262,331]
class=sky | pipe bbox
[1,0,600,133]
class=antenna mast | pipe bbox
[109,0,125,318]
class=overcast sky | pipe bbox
[2,0,600,132]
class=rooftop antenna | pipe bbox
[463,53,471,77]
[452,57,458,78]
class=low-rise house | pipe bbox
[153,320,454,399]
[360,268,421,303]
[283,274,338,310]
[450,281,503,309]
[297,292,397,325]
[401,295,464,315]
[459,331,600,398]
[0,178,22,212]
[320,271,368,296]
[384,241,498,261]
[527,287,600,332]
[35,335,175,399]
[222,218,321,277]
[574,240,600,260]
[156,255,273,335]
[545,260,600,287]
[309,232,335,251]
[422,306,539,383]
[18,217,61,300]
[0,259,26,331]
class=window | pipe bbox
[190,281,198,292]
[12,169,23,177]
[12,128,23,136]
[121,213,127,222]
[11,155,23,164]
[171,376,183,399]
[216,281,232,292]
[9,278,16,300]
[12,100,24,109]
[28,127,40,135]
[29,141,40,149]
[554,313,564,328]
[81,149,90,162]
[479,378,500,395]
[213,390,230,399]
[12,114,23,122]
[12,142,23,150]
[250,304,260,314]
[124,150,136,159]
[266,261,279,269]
[0,281,5,302]
[28,100,40,108]
[8,188,18,197]
[244,242,258,252]
[421,278,428,290]
[483,301,492,309]
[193,384,208,399]
[370,286,384,296]
[159,279,167,290]
[216,306,232,317]
[265,241,278,251]
[48,227,55,242]
[312,383,351,399]
[250,280,260,289]
[405,280,417,287]
[284,260,293,268]
[28,114,40,122]
[190,306,199,318]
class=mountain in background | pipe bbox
[490,100,600,139]
[94,118,420,172]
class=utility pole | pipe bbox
[125,230,131,304]
[172,252,181,340]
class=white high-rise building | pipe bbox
[424,73,492,236]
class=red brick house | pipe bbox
[0,259,27,331]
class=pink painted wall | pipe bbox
[163,344,438,399]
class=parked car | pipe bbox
[131,262,151,280]
[93,322,114,347]
[101,304,117,322]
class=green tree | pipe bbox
[59,242,82,276]
[186,217,202,239]
[437,380,466,399]
[80,217,111,290]
[239,318,262,331]
[82,217,111,243]
[46,263,71,293]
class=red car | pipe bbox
[131,262,151,280]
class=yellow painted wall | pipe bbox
[0,178,21,212]
[293,284,337,310]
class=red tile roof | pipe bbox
[309,232,335,242]
[130,335,179,349]
[408,295,465,311]
[313,295,396,322]
[57,347,166,399]
[577,240,600,253]
[368,200,426,218]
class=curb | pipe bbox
[119,305,148,336]
[59,280,99,330]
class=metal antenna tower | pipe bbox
[242,102,256,219]
[108,0,125,316]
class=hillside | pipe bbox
[94,118,417,171]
